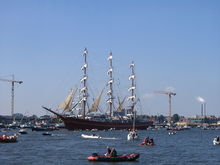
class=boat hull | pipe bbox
[88,153,140,162]
[63,116,153,130]
[42,106,153,130]
[0,135,17,143]
[81,134,100,139]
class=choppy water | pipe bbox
[0,128,220,165]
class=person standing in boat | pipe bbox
[110,148,117,157]
[105,146,111,156]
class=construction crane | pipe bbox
[0,75,23,121]
[154,90,176,123]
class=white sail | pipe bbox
[59,88,77,113]
[107,90,112,95]
[80,76,87,82]
[88,89,104,113]
[80,87,87,93]
[83,49,88,55]
[128,86,136,91]
[127,96,136,100]
[107,68,113,75]
[107,55,113,61]
[129,75,135,80]
[108,79,113,84]
[81,64,87,70]
[130,63,135,67]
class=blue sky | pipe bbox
[0,0,219,117]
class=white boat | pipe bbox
[127,130,139,140]
[81,134,100,139]
[19,129,27,134]
[213,137,220,145]
[81,134,119,140]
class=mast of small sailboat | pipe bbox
[107,52,114,117]
[81,48,88,119]
[128,61,136,131]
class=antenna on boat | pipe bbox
[107,52,114,117]
[80,48,88,119]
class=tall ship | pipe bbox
[43,49,153,130]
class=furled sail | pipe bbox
[127,95,136,101]
[128,86,136,91]
[88,89,104,113]
[81,64,87,70]
[107,90,112,95]
[80,76,87,82]
[80,87,87,93]
[129,75,135,80]
[116,97,126,112]
[107,68,113,75]
[108,79,113,84]
[59,88,77,113]
[107,55,113,61]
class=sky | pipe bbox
[0,0,220,117]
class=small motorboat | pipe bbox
[42,132,52,136]
[81,134,100,139]
[19,129,28,134]
[127,131,139,140]
[0,134,18,143]
[88,153,140,162]
[213,137,220,145]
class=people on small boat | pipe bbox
[110,148,117,157]
[214,136,220,142]
[105,147,117,157]
[105,146,111,156]
[0,134,17,142]
[140,137,154,146]
[0,134,17,139]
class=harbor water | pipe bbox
[0,128,220,165]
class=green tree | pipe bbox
[158,115,165,123]
[172,114,180,123]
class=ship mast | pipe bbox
[128,61,136,130]
[80,48,88,119]
[107,52,114,117]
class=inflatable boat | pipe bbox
[88,153,140,162]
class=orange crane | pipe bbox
[0,75,23,120]
[154,91,176,122]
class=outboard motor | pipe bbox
[92,153,98,157]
